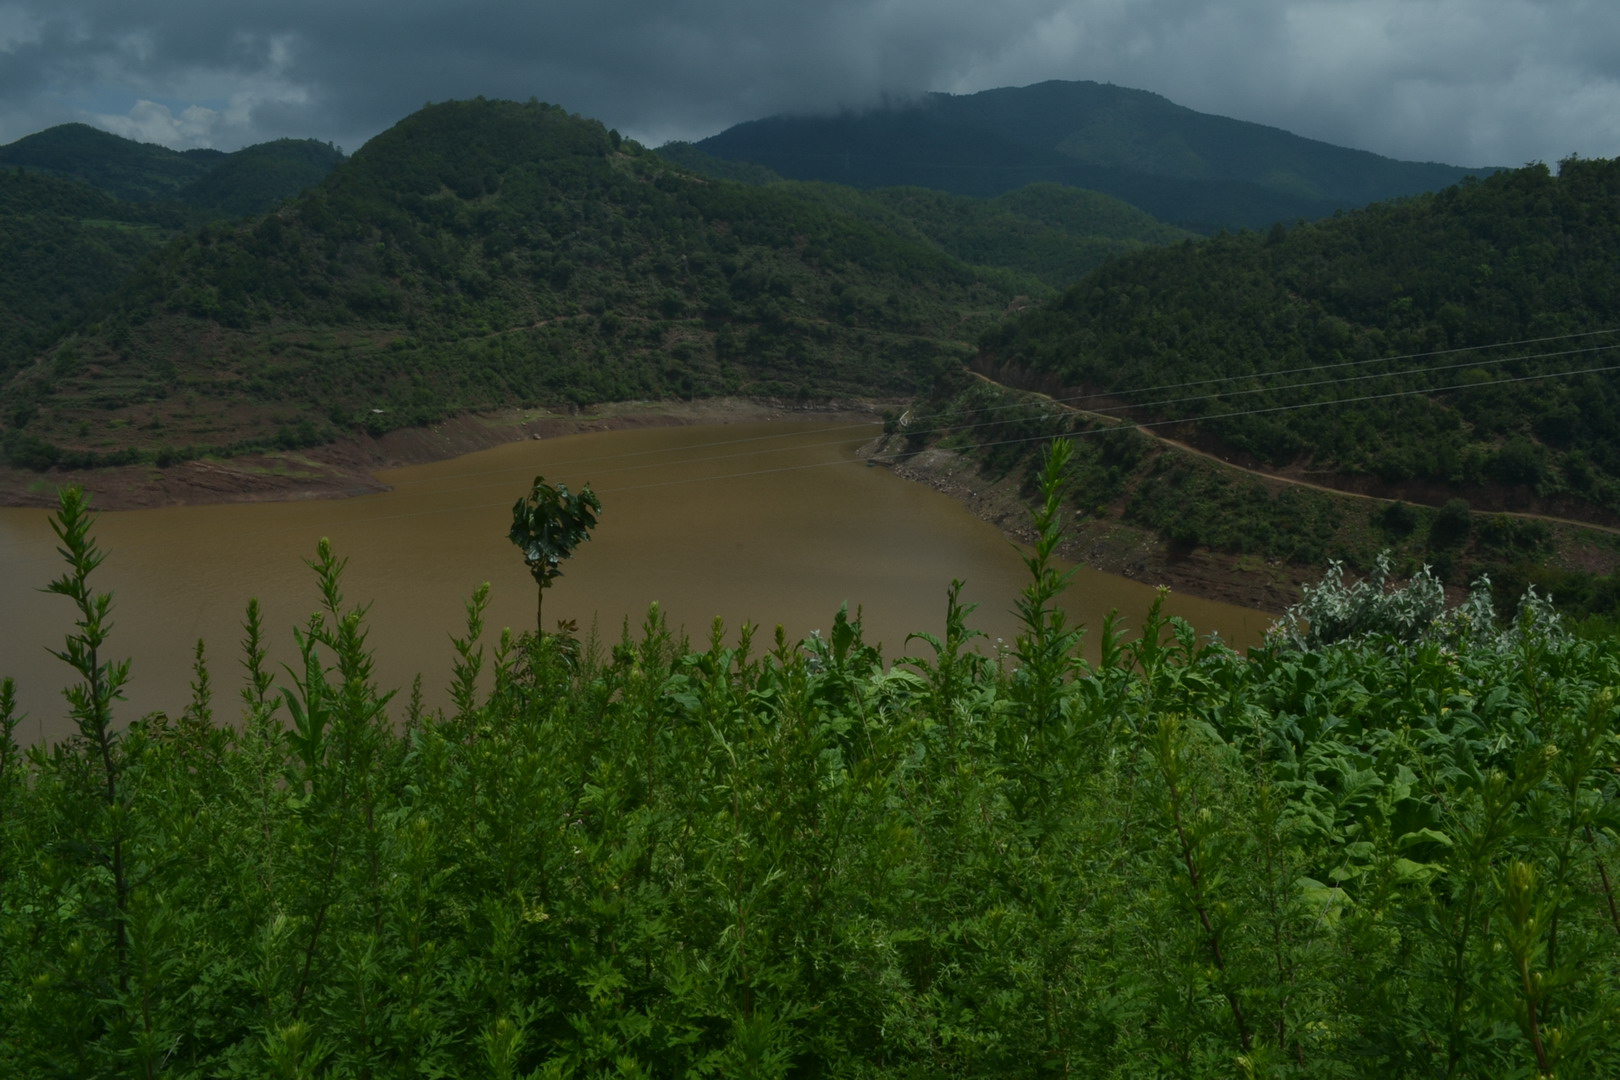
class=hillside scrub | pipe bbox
[4,475,1620,1077]
[981,156,1620,521]
[0,99,1023,469]
[884,373,1620,620]
[0,135,342,392]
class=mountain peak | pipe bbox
[693,78,1495,232]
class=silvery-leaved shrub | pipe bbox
[1269,550,1563,651]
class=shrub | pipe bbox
[1269,549,1562,650]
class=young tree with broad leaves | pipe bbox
[508,475,601,635]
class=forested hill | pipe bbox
[692,79,1492,232]
[0,123,219,202]
[0,129,345,391]
[0,99,1027,469]
[658,141,1196,287]
[805,182,1195,289]
[0,123,343,215]
[0,170,187,389]
[978,157,1620,520]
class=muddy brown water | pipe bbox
[1,420,1272,745]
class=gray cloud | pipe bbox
[0,0,1615,167]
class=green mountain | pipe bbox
[0,169,187,391]
[0,98,1027,469]
[661,140,1195,287]
[977,156,1620,521]
[0,131,342,392]
[0,123,343,215]
[175,138,347,217]
[656,140,785,185]
[693,80,1494,232]
[0,123,216,202]
[784,181,1196,289]
[0,122,344,396]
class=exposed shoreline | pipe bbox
[0,397,890,512]
[859,441,1303,614]
[1,395,1294,614]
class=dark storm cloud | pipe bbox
[0,0,1616,167]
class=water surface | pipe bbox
[1,420,1270,744]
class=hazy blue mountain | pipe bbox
[693,80,1496,232]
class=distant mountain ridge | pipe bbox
[0,169,184,383]
[657,139,1197,287]
[0,99,1029,470]
[692,80,1496,232]
[1,97,1213,471]
[0,126,344,389]
[0,123,344,215]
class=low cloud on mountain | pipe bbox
[0,0,1616,166]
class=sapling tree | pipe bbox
[508,475,602,635]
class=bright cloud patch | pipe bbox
[90,98,219,147]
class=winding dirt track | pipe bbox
[969,371,1620,539]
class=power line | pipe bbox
[341,354,1620,524]
[883,358,1620,466]
[985,341,1620,426]
[365,327,1620,502]
[233,355,1620,529]
[5,330,1619,563]
[1035,327,1620,404]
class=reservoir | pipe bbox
[0,420,1270,744]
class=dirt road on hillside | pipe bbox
[969,372,1620,539]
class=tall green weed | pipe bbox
[2,481,1617,1077]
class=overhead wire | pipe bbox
[1022,327,1620,405]
[345,326,1620,501]
[4,327,1619,567]
[239,352,1620,538]
[917,357,1620,465]
[1014,340,1620,419]
[394,326,1620,494]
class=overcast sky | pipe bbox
[0,0,1615,168]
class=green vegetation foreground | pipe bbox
[3,452,1619,1077]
